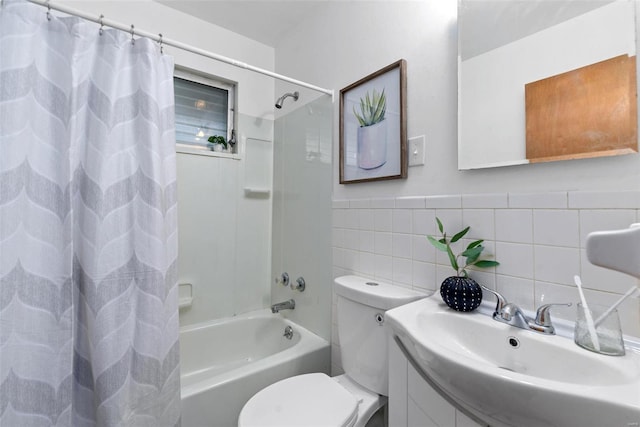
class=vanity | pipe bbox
[386,295,640,427]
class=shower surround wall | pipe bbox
[331,191,640,375]
[60,0,277,326]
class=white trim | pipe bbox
[176,143,241,160]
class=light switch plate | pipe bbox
[408,135,425,166]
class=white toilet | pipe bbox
[238,275,427,427]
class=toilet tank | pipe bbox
[334,275,427,396]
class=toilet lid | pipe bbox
[238,373,359,427]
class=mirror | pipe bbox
[458,0,638,170]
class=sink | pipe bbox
[386,295,640,427]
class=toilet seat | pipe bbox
[238,373,359,427]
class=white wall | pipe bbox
[276,0,640,200]
[61,0,277,326]
[274,1,640,376]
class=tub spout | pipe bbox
[271,299,295,313]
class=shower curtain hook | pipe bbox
[99,14,104,35]
[130,24,135,45]
[158,33,163,54]
[46,0,51,21]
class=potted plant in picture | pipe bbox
[207,135,228,152]
[353,88,387,169]
[427,217,499,312]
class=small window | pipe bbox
[174,69,235,153]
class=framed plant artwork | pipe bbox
[339,59,407,184]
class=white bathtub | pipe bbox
[180,309,331,427]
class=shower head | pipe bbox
[275,91,299,109]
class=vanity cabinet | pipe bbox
[388,336,482,427]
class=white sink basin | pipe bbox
[386,295,640,427]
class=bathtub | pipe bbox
[180,309,331,427]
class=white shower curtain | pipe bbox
[0,0,181,425]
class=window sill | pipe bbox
[176,143,241,160]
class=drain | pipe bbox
[507,336,520,348]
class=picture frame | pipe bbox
[339,59,407,184]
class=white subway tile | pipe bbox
[509,192,567,209]
[579,209,636,247]
[395,196,426,208]
[412,209,436,235]
[434,209,463,235]
[374,255,393,280]
[533,210,579,247]
[412,235,435,263]
[462,209,495,240]
[359,230,374,253]
[412,260,437,291]
[370,197,395,208]
[462,193,508,209]
[393,233,412,259]
[343,229,359,250]
[534,246,580,285]
[374,232,393,256]
[349,198,371,209]
[393,257,413,286]
[344,209,359,229]
[496,242,534,279]
[496,275,535,312]
[359,252,375,276]
[374,209,392,231]
[495,209,533,244]
[580,249,638,294]
[343,249,359,271]
[425,195,462,209]
[358,209,374,231]
[332,199,349,209]
[569,191,640,209]
[467,269,496,290]
[393,209,412,233]
[533,281,578,321]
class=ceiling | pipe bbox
[156,1,329,47]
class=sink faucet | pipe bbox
[481,286,571,335]
[271,299,295,313]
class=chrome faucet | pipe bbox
[271,299,295,313]
[481,286,571,335]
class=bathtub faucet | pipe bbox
[271,299,295,313]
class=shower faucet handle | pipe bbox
[291,277,305,292]
[275,272,290,287]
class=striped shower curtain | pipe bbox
[0,0,181,425]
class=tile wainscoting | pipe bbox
[330,191,640,374]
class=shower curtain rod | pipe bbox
[25,0,334,97]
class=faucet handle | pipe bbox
[480,286,507,315]
[534,303,572,327]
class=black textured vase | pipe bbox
[440,276,482,312]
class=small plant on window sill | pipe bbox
[207,135,228,152]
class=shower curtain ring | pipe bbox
[130,24,135,45]
[158,33,163,54]
[99,14,104,35]
[46,1,51,21]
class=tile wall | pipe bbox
[331,191,640,374]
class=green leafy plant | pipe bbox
[353,88,386,127]
[427,217,499,277]
[207,135,228,150]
